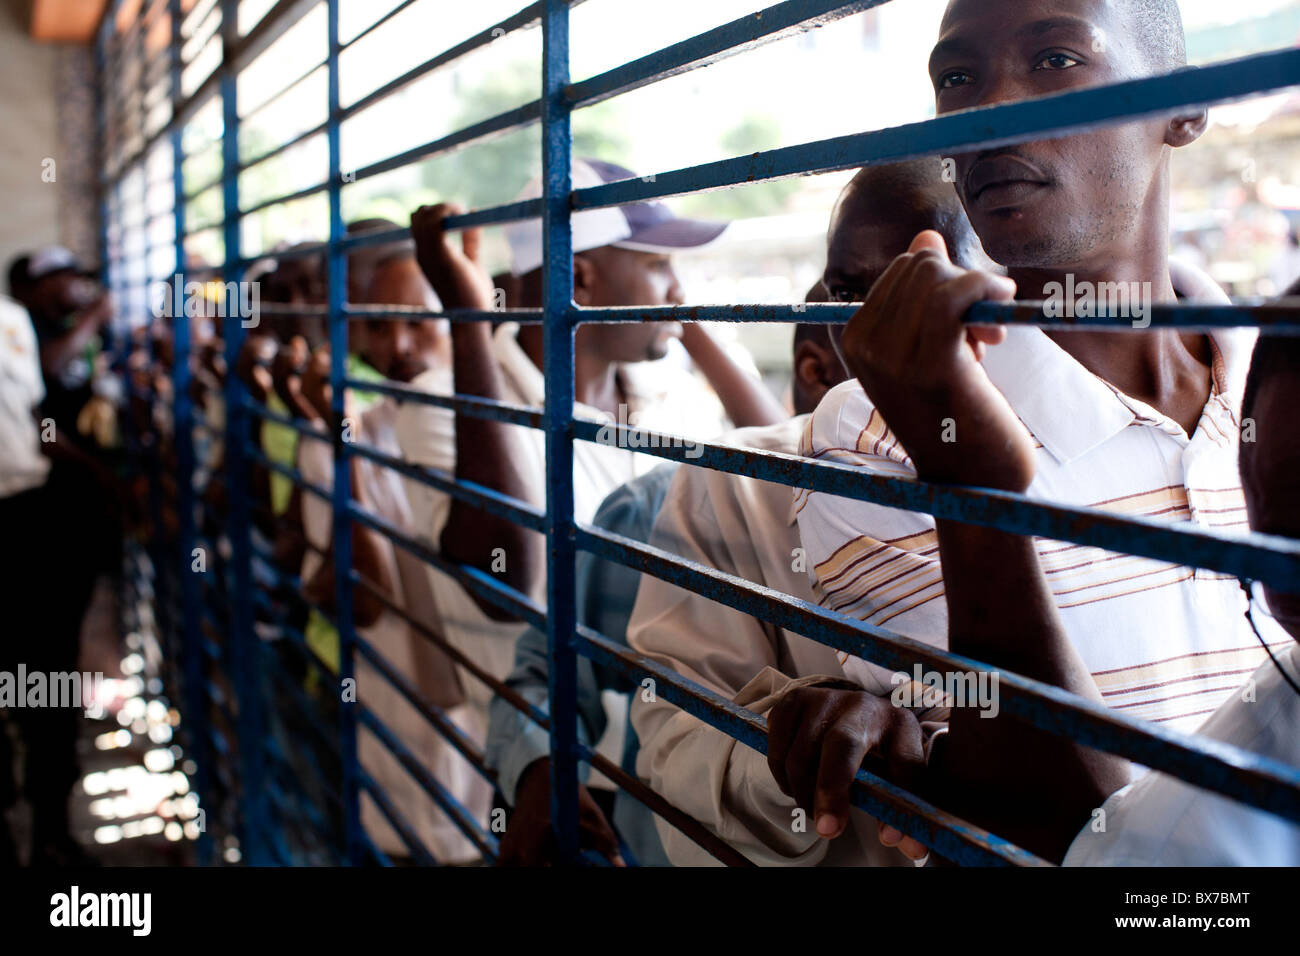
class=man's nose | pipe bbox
[665,267,685,306]
[974,67,1032,110]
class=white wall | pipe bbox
[0,0,61,288]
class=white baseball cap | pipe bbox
[505,158,727,277]
[27,245,79,281]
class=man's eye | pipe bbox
[938,70,972,90]
[831,287,862,303]
[1034,52,1081,71]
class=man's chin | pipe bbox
[389,359,430,383]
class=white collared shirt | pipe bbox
[1064,644,1300,866]
[795,327,1289,735]
[298,400,491,863]
[392,324,726,704]
[392,324,729,787]
[0,296,50,498]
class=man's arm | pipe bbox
[37,296,110,382]
[299,435,396,628]
[485,470,674,865]
[678,323,786,428]
[838,231,1129,862]
[410,204,543,620]
[628,465,870,866]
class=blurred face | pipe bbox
[356,257,441,381]
[1241,369,1300,639]
[262,258,326,345]
[359,319,424,383]
[576,246,684,363]
[931,0,1181,268]
[30,270,99,319]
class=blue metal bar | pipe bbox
[216,0,273,866]
[342,377,544,429]
[247,447,333,501]
[345,305,542,323]
[570,299,1300,333]
[346,502,547,629]
[339,2,549,119]
[167,0,214,868]
[244,397,332,442]
[357,772,439,866]
[575,523,1300,828]
[356,706,500,861]
[569,417,1300,593]
[566,0,887,109]
[350,569,550,727]
[326,0,362,867]
[350,101,541,185]
[573,48,1300,209]
[354,634,497,786]
[347,440,547,533]
[540,0,581,865]
[575,624,1043,866]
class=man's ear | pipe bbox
[1165,109,1208,148]
[795,340,842,393]
[573,253,598,307]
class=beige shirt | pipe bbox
[299,400,489,863]
[627,417,914,866]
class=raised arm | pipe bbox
[409,204,544,620]
[677,323,787,428]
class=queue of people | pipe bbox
[3,0,1298,869]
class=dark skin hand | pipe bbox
[37,292,111,382]
[496,759,624,867]
[410,203,544,620]
[838,231,1129,863]
[766,685,925,842]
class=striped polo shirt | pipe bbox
[794,326,1289,736]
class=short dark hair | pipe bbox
[1123,0,1187,73]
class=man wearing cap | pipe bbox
[399,158,784,811]
[7,247,112,447]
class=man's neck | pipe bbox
[515,325,622,416]
[1005,257,1212,436]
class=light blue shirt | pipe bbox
[485,464,677,866]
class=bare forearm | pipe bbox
[931,520,1128,861]
[40,311,102,380]
[440,322,543,618]
[679,323,786,428]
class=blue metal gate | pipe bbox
[97,0,1300,866]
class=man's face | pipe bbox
[1241,369,1300,639]
[577,246,684,363]
[823,179,990,300]
[30,270,98,320]
[359,319,425,383]
[931,0,1172,269]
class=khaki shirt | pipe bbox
[628,417,914,866]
